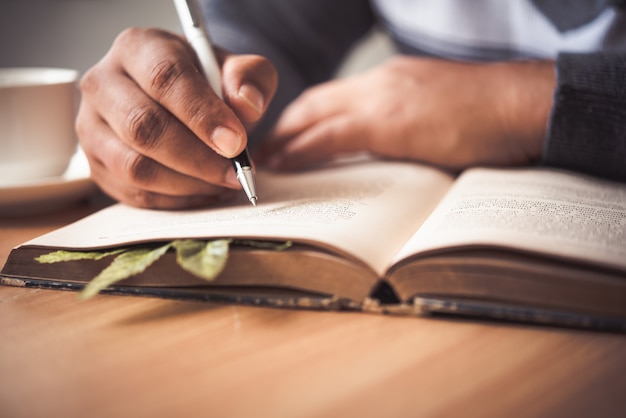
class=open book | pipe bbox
[2,159,626,331]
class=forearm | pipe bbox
[542,52,626,182]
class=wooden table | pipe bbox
[1,201,625,418]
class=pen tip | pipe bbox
[250,197,257,207]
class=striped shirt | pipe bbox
[372,0,625,60]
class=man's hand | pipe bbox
[76,27,277,209]
[262,56,555,172]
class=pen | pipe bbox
[173,0,258,206]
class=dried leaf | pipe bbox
[36,248,126,263]
[172,239,229,281]
[35,238,292,301]
[79,243,172,300]
[233,240,292,251]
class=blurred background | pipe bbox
[0,0,394,77]
[0,0,179,74]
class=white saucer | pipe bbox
[0,149,97,217]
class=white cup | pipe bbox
[0,67,80,185]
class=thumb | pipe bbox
[220,51,278,125]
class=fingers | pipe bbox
[77,27,278,209]
[77,104,231,209]
[267,115,370,170]
[258,81,345,164]
[111,28,246,159]
[273,81,344,139]
[79,27,240,198]
[80,58,237,188]
[260,79,373,169]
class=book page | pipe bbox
[393,167,626,270]
[26,160,453,276]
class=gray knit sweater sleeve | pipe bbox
[542,52,626,182]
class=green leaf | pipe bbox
[36,248,126,263]
[79,242,172,300]
[35,238,291,301]
[172,239,230,281]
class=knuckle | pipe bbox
[286,88,323,120]
[319,121,340,141]
[299,85,321,102]
[124,152,160,186]
[116,27,187,98]
[386,55,413,71]
[148,58,185,98]
[74,117,88,142]
[116,27,137,41]
[184,99,213,129]
[128,189,161,209]
[114,27,144,47]
[74,110,87,140]
[79,67,99,95]
[75,106,98,149]
[125,104,166,150]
